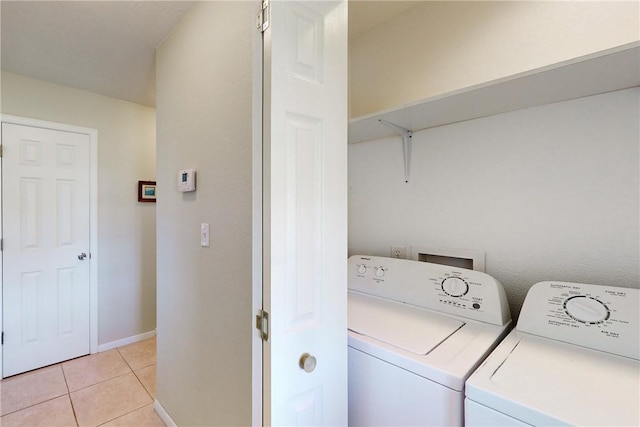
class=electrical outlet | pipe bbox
[391,246,406,259]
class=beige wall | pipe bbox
[0,71,157,345]
[349,1,640,117]
[155,2,255,425]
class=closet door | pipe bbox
[2,123,91,377]
[262,1,348,425]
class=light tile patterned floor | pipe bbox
[0,338,164,427]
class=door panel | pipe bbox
[2,123,91,377]
[284,113,323,330]
[263,1,348,425]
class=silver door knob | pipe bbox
[78,253,87,260]
[299,353,317,373]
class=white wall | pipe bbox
[349,88,640,319]
[155,2,255,425]
[349,1,640,117]
[0,71,157,345]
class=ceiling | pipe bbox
[1,1,418,108]
[1,1,196,107]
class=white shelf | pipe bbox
[349,42,640,144]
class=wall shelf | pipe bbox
[349,42,640,144]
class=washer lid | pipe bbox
[348,291,464,355]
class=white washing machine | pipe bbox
[347,255,512,426]
[465,281,640,426]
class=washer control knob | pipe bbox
[442,277,469,297]
[375,267,385,278]
[357,265,367,274]
[564,296,609,323]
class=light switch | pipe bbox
[200,223,210,247]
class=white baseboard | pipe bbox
[154,400,177,427]
[97,330,156,353]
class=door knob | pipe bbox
[299,353,317,373]
[78,253,87,260]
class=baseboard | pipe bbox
[97,329,156,353]
[154,400,178,427]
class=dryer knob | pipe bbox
[564,296,609,323]
[357,265,367,274]
[442,277,469,297]
[375,267,385,278]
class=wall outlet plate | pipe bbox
[391,246,407,259]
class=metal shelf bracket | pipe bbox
[379,119,413,183]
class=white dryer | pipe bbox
[348,255,512,426]
[465,281,640,426]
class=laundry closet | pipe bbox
[346,3,639,425]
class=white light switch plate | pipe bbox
[200,223,210,247]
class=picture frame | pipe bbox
[138,180,156,203]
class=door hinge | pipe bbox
[1,238,3,251]
[1,332,4,345]
[256,0,270,32]
[0,145,3,157]
[256,309,269,342]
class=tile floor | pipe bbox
[0,337,165,427]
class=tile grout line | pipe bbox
[131,365,156,400]
[115,346,152,398]
[116,341,157,400]
[60,363,81,427]
[117,344,156,401]
[0,364,69,419]
[95,344,154,425]
[0,394,68,419]
[68,370,153,426]
[115,347,132,371]
[94,402,157,427]
[65,347,134,393]
[116,340,156,371]
[65,345,152,393]
[68,370,134,394]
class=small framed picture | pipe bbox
[138,180,156,203]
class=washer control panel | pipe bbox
[517,281,639,360]
[348,255,511,326]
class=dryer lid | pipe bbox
[470,333,640,426]
[348,291,464,355]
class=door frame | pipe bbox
[251,1,264,423]
[0,114,98,378]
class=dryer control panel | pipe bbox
[517,281,639,360]
[348,255,511,326]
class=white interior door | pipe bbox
[262,1,348,425]
[2,123,91,377]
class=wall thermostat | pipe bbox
[178,169,196,192]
